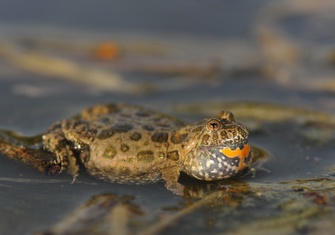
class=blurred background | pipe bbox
[0,0,334,132]
[1,1,335,234]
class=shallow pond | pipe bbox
[1,1,335,234]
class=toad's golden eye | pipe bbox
[206,119,221,131]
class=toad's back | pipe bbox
[62,104,187,183]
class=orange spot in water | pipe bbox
[93,42,121,61]
[220,143,251,170]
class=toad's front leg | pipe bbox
[0,130,61,175]
[42,121,80,180]
[161,166,185,196]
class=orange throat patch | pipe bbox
[220,143,251,170]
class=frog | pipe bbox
[41,103,252,195]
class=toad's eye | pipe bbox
[206,119,221,131]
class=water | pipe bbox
[1,1,335,234]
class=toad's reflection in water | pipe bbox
[34,182,255,235]
[35,177,335,235]
[35,194,142,235]
[183,179,253,202]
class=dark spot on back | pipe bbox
[103,146,117,158]
[167,151,179,161]
[137,150,155,163]
[97,128,115,140]
[113,123,133,133]
[120,144,130,152]
[130,132,142,141]
[151,132,168,143]
[171,131,188,144]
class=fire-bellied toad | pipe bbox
[42,103,252,194]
